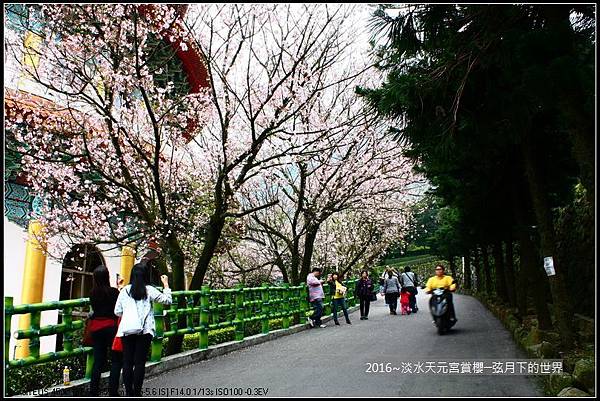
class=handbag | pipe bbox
[112,336,123,352]
[112,317,123,352]
[120,290,149,336]
[369,291,378,302]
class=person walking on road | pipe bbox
[114,264,172,396]
[400,266,419,313]
[328,272,351,325]
[88,265,123,396]
[382,270,401,315]
[355,270,374,320]
[306,267,327,328]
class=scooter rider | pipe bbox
[424,264,457,323]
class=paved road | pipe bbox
[144,292,543,397]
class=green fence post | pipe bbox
[29,311,41,360]
[62,307,73,353]
[5,297,13,368]
[151,302,164,362]
[282,284,290,329]
[302,284,310,319]
[169,294,178,339]
[261,284,270,334]
[348,280,357,307]
[85,352,94,379]
[323,282,332,316]
[235,286,245,341]
[199,286,210,350]
[186,293,194,332]
[85,303,94,379]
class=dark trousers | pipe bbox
[90,326,123,396]
[405,286,418,311]
[359,297,371,317]
[122,333,152,396]
[310,299,324,325]
[332,298,350,324]
[385,292,399,313]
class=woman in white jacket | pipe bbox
[114,263,172,396]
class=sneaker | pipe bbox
[335,321,340,325]
[319,324,327,328]
[364,317,369,320]
[346,321,352,325]
[360,316,365,320]
[307,317,314,328]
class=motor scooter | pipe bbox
[429,287,456,335]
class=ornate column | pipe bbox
[120,244,136,285]
[16,220,47,358]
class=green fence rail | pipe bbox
[5,279,377,371]
[4,297,94,378]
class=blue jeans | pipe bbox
[332,298,350,324]
[310,299,324,325]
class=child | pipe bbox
[400,288,411,315]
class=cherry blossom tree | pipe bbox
[236,123,422,284]
[5,4,422,294]
[182,3,382,289]
[4,4,214,295]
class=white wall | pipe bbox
[4,218,28,360]
[97,244,124,287]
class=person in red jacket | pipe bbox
[400,287,411,315]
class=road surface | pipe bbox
[144,291,543,397]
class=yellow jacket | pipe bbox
[425,275,456,293]
[334,281,347,299]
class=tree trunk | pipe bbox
[519,230,553,329]
[492,241,508,304]
[504,238,517,308]
[275,254,289,284]
[448,257,457,280]
[300,225,320,282]
[189,214,226,290]
[463,250,472,291]
[289,243,301,285]
[165,234,186,355]
[513,241,529,320]
[504,235,517,308]
[481,245,492,295]
[510,182,552,328]
[521,131,575,348]
[473,247,482,293]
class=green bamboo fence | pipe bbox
[6,278,375,372]
[4,297,94,379]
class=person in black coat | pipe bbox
[354,270,374,320]
[88,265,123,396]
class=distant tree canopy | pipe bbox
[363,4,595,347]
